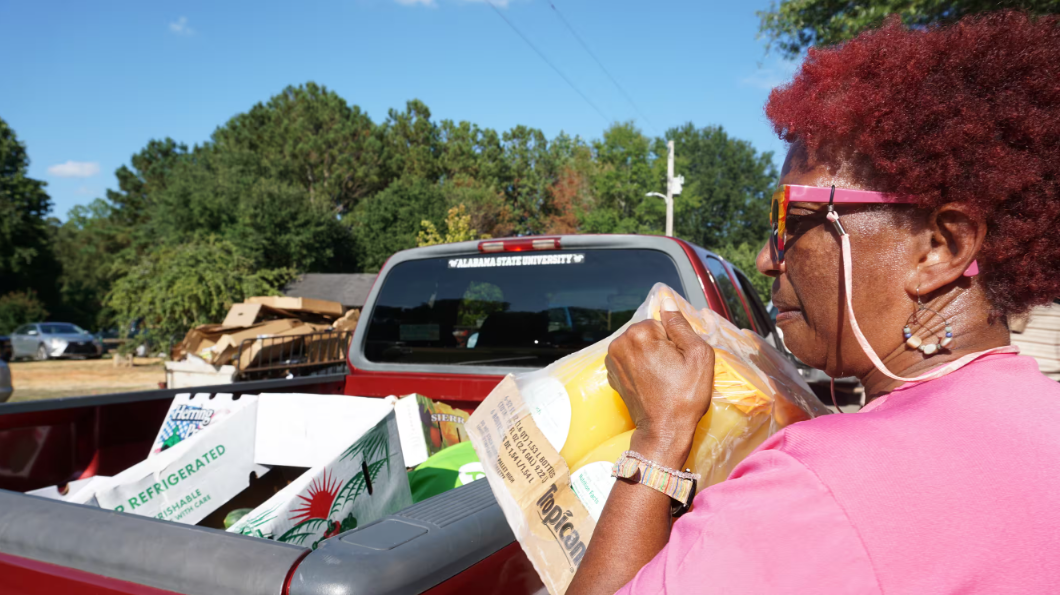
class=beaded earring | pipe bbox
[903,285,953,356]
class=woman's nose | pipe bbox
[756,240,782,278]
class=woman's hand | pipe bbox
[605,297,715,468]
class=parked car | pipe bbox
[0,335,11,362]
[0,359,11,402]
[9,322,103,361]
[0,234,803,594]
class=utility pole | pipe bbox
[646,140,683,237]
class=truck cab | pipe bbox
[0,234,779,595]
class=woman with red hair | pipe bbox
[570,12,1058,595]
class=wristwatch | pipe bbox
[612,450,700,518]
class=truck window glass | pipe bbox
[733,269,775,340]
[364,250,685,368]
[704,257,752,331]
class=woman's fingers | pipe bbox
[658,301,713,366]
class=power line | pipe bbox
[483,0,612,124]
[547,1,657,134]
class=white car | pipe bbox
[10,322,103,360]
[0,360,12,403]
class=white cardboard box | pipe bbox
[74,400,264,525]
[228,405,412,549]
[150,392,255,457]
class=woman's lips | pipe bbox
[775,309,803,324]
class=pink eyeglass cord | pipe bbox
[825,210,1018,411]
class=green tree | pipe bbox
[105,237,294,349]
[0,117,59,301]
[758,0,1057,59]
[350,177,448,272]
[665,124,777,250]
[381,99,441,182]
[106,138,189,227]
[582,122,659,234]
[213,82,385,213]
[0,290,49,335]
[417,204,489,247]
[52,199,130,328]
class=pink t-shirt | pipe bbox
[616,353,1060,594]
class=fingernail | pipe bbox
[661,297,678,312]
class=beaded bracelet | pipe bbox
[612,450,700,516]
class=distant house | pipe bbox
[1010,301,1060,381]
[283,274,378,311]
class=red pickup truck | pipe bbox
[0,234,783,595]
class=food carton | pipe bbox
[394,394,471,468]
[70,393,413,539]
[150,392,255,456]
[73,400,266,525]
[228,407,411,550]
[466,283,829,595]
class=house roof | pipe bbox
[283,273,377,309]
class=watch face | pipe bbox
[670,477,697,519]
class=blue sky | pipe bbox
[1,0,799,221]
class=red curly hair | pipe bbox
[766,11,1059,315]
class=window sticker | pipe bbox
[399,324,440,341]
[447,253,586,269]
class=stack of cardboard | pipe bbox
[168,296,359,388]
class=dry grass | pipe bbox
[7,357,166,402]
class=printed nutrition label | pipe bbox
[570,461,615,522]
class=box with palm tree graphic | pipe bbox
[228,409,412,550]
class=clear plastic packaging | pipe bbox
[467,283,829,595]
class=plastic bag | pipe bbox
[466,283,829,595]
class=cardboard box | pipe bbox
[149,393,255,457]
[172,324,230,361]
[332,309,360,332]
[73,401,267,525]
[64,392,413,548]
[394,394,470,468]
[228,405,411,550]
[222,302,300,328]
[223,303,269,328]
[27,476,111,502]
[235,323,334,371]
[254,393,394,468]
[164,358,238,389]
[247,296,344,318]
[209,319,304,365]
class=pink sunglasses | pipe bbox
[769,184,978,276]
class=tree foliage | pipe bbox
[758,0,1057,59]
[417,204,489,247]
[12,81,778,343]
[0,290,49,335]
[104,237,294,347]
[351,176,447,272]
[0,117,59,306]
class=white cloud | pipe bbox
[48,161,100,178]
[169,16,194,36]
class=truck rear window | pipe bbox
[363,249,685,368]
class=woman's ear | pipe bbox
[907,203,985,295]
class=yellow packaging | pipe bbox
[467,283,829,595]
